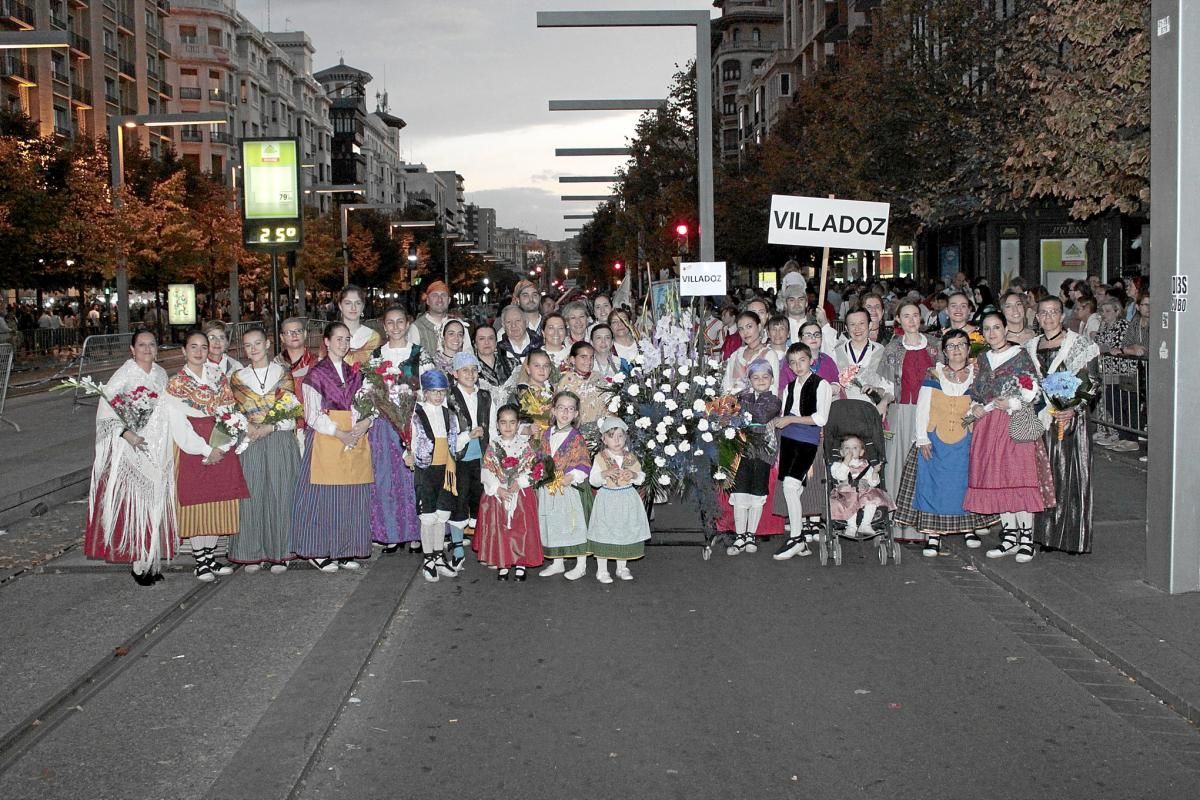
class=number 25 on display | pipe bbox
[258,226,298,243]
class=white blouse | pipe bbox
[912,363,974,447]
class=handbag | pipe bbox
[1007,404,1044,443]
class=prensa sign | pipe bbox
[679,261,727,297]
[767,194,891,252]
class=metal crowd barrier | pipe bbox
[0,343,18,431]
[11,326,85,358]
[225,320,264,361]
[74,333,133,406]
[1090,355,1148,437]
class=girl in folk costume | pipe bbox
[448,352,494,570]
[725,359,783,556]
[554,341,608,428]
[229,327,301,573]
[167,331,251,582]
[476,404,544,581]
[367,306,422,554]
[507,349,556,438]
[963,312,1056,564]
[537,391,593,580]
[420,318,469,377]
[291,322,376,573]
[84,331,179,585]
[338,285,382,367]
[772,343,833,561]
[406,369,463,583]
[586,416,650,583]
[204,319,243,377]
[830,435,896,535]
[878,302,942,543]
[892,329,999,557]
[722,311,779,394]
[1025,297,1100,555]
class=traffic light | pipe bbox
[674,223,689,237]
[613,261,623,272]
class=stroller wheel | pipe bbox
[818,534,829,566]
[877,541,888,565]
[891,539,903,565]
[702,545,712,561]
[833,538,843,566]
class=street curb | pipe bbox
[947,541,1200,729]
[0,466,91,529]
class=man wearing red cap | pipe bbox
[513,280,544,334]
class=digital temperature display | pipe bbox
[248,221,301,247]
[241,137,303,251]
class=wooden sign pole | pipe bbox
[817,193,835,318]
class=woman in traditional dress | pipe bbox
[166,330,250,581]
[229,327,301,572]
[367,306,422,553]
[591,294,613,327]
[722,311,777,394]
[962,312,1056,564]
[893,329,999,556]
[610,307,641,363]
[1026,297,1100,555]
[84,330,179,584]
[879,302,941,543]
[1001,290,1035,347]
[420,318,467,377]
[940,291,978,336]
[589,323,628,379]
[555,341,607,427]
[562,300,591,345]
[473,324,513,395]
[204,319,243,377]
[338,285,382,366]
[537,391,593,580]
[541,312,571,369]
[291,322,375,572]
[829,309,891,465]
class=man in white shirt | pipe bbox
[497,304,542,360]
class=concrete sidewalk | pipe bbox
[0,391,95,528]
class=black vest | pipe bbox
[784,372,822,417]
[449,385,491,454]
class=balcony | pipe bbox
[104,44,117,57]
[0,55,36,86]
[0,0,35,28]
[51,71,70,95]
[822,7,849,43]
[179,86,201,99]
[157,39,171,56]
[118,59,136,78]
[159,82,172,98]
[71,83,93,106]
[105,91,119,106]
[50,12,68,29]
[208,87,228,103]
[180,129,203,142]
[69,0,88,8]
[179,43,232,65]
[210,130,234,145]
[54,124,73,139]
[117,12,134,33]
[69,32,91,57]
[120,103,136,115]
[156,0,170,15]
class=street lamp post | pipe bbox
[108,113,227,333]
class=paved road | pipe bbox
[1,522,1196,800]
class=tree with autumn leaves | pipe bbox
[579,0,1151,277]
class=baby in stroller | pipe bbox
[829,434,896,536]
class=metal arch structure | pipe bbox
[537,9,714,262]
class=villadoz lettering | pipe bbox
[767,195,891,252]
[679,262,728,297]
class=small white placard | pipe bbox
[679,261,727,296]
[768,194,891,252]
[1157,16,1171,37]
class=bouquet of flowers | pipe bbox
[54,378,160,433]
[1041,370,1097,440]
[968,330,988,359]
[260,390,303,426]
[837,364,884,404]
[516,384,554,435]
[210,405,250,454]
[364,357,418,442]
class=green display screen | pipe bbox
[241,138,303,249]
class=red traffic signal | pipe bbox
[613,261,623,272]
[674,223,689,237]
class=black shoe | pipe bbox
[498,569,510,581]
[407,542,422,554]
[381,543,401,554]
[131,568,157,587]
[514,567,527,582]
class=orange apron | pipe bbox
[311,409,374,485]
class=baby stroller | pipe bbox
[816,399,901,566]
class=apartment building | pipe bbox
[710,0,783,161]
[2,0,174,153]
[465,203,496,254]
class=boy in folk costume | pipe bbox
[406,370,462,583]
[448,352,494,570]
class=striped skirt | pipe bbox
[231,430,300,563]
[289,429,373,560]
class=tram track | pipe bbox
[0,569,237,776]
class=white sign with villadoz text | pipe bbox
[679,261,727,296]
[767,194,891,252]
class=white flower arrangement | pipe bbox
[676,424,688,436]
[664,398,678,412]
[626,384,641,397]
[701,431,714,443]
[692,399,707,413]
[724,427,737,440]
[654,456,667,467]
[678,441,691,453]
[678,364,691,376]
[697,418,710,432]
[664,444,678,457]
[658,474,672,485]
[677,382,690,393]
[653,391,666,403]
[682,409,694,419]
[635,417,652,429]
[610,372,627,384]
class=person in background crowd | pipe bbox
[1069,296,1099,337]
[511,280,545,333]
[1093,297,1131,450]
[562,300,591,345]
[203,319,243,377]
[473,323,513,394]
[589,323,628,379]
[539,294,558,320]
[420,318,468,377]
[1001,290,1035,346]
[591,294,613,327]
[861,293,893,345]
[940,292,977,336]
[1120,294,1150,357]
[780,284,809,343]
[540,312,571,368]
[498,304,543,360]
[555,341,607,427]
[610,307,641,362]
[413,281,454,356]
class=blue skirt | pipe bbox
[290,430,372,559]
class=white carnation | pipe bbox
[663,368,674,379]
[724,427,737,440]
[678,364,691,376]
[664,444,678,457]
[676,425,688,436]
[608,398,621,412]
[626,384,640,397]
[664,399,678,411]
[656,433,667,443]
[654,456,666,467]
[646,438,657,450]
[625,404,635,415]
[663,415,675,426]
[713,470,727,480]
[635,417,652,429]
[653,391,666,403]
[681,409,694,419]
[704,388,716,397]
[693,399,707,412]
[658,474,671,485]
[701,431,714,443]
[610,372,626,384]
[677,382,690,393]
[678,441,691,453]
[697,418,710,432]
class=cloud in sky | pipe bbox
[238,0,710,239]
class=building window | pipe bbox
[731,27,739,42]
[721,60,741,81]
[207,28,222,47]
[722,94,736,116]
[752,28,761,43]
[179,25,197,44]
[780,73,791,96]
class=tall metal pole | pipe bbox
[108,119,130,334]
[340,205,350,286]
[443,235,450,286]
[1147,0,1200,593]
[269,251,281,352]
[694,15,714,262]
